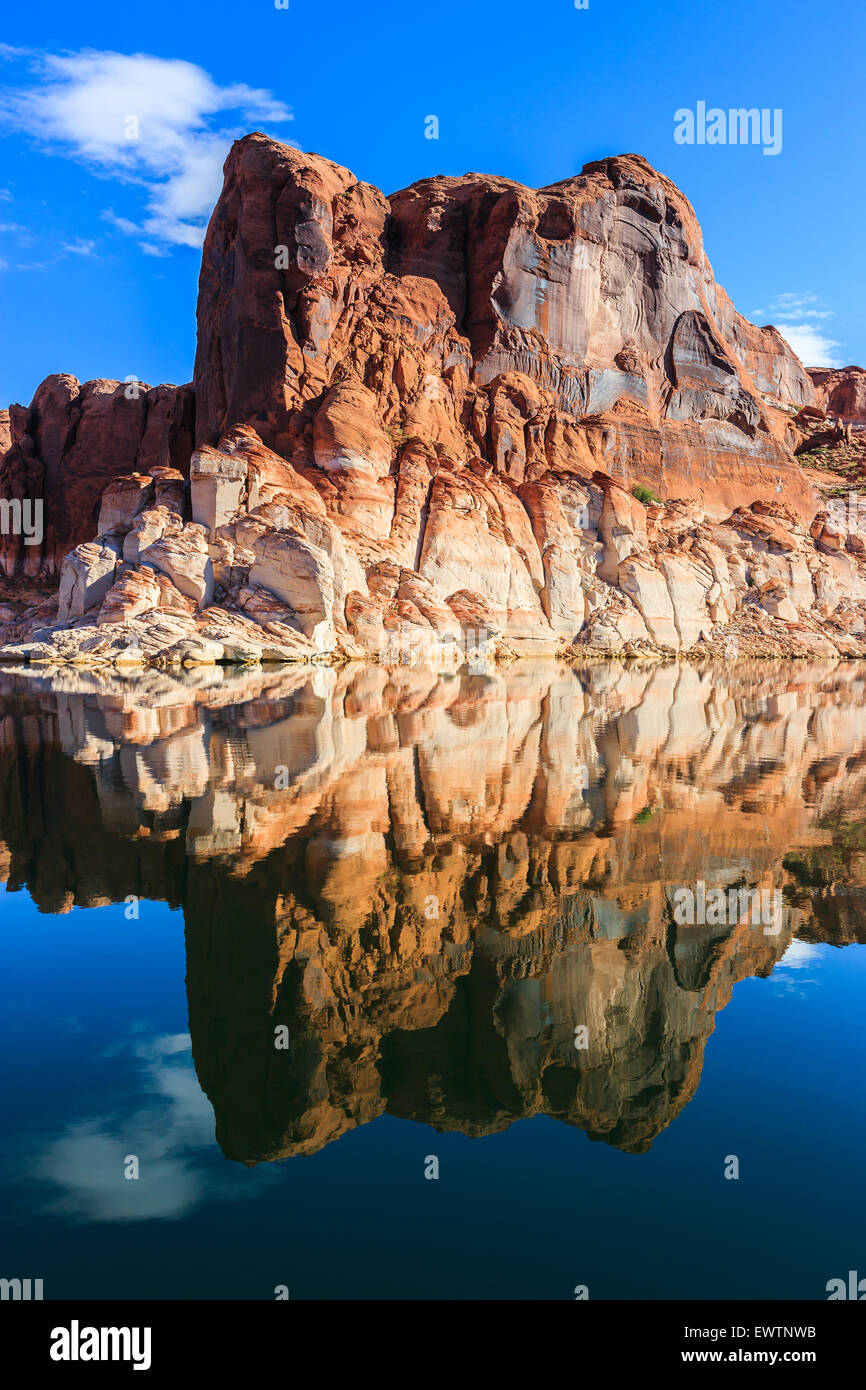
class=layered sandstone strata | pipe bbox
[2,136,864,665]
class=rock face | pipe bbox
[194,140,813,506]
[808,366,866,423]
[57,536,122,622]
[1,133,864,665]
[0,377,194,577]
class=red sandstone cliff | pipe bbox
[1,135,863,665]
[808,366,866,424]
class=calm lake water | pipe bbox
[1,659,864,1300]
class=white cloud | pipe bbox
[0,49,293,251]
[776,324,843,368]
[101,207,139,236]
[751,291,844,366]
[62,237,97,256]
[754,291,834,320]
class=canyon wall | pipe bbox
[2,135,864,664]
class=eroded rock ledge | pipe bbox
[2,136,865,667]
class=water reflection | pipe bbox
[1,659,864,1165]
[35,1033,217,1222]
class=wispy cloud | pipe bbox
[62,237,97,257]
[777,325,843,367]
[0,49,293,252]
[0,216,29,270]
[101,208,138,236]
[0,43,35,62]
[778,939,819,970]
[753,291,834,321]
[751,291,843,367]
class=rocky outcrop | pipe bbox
[808,366,866,423]
[2,134,863,665]
[57,535,122,622]
[0,372,191,578]
[0,376,194,578]
[193,142,814,505]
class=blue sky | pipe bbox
[0,0,863,406]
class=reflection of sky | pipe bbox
[771,937,825,995]
[1,877,865,1298]
[0,886,281,1228]
[779,939,820,970]
[35,1033,222,1222]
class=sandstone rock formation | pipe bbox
[2,135,864,666]
[808,366,866,424]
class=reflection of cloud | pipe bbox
[778,939,819,970]
[49,1014,84,1033]
[30,1032,275,1222]
[770,938,821,996]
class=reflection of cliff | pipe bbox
[1,660,866,1160]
